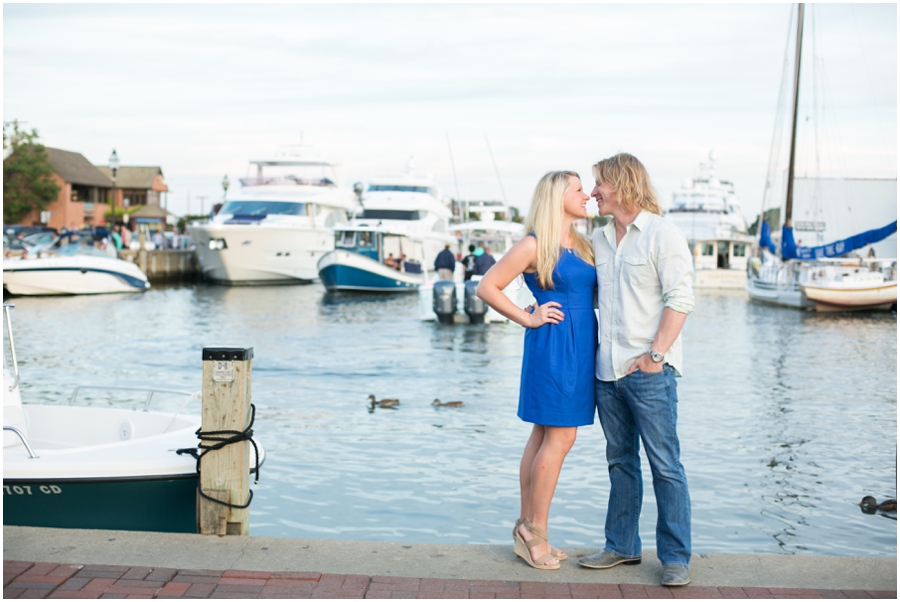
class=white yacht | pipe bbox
[189,152,357,285]
[665,153,754,289]
[317,163,457,292]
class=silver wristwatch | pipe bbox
[648,349,664,363]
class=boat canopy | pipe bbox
[780,220,898,260]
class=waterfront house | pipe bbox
[94,165,169,213]
[95,165,172,233]
[9,147,112,231]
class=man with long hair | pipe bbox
[578,153,695,587]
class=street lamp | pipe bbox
[108,149,119,232]
[217,174,230,218]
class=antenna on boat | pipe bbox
[485,135,508,204]
[445,132,462,218]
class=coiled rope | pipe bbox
[176,403,261,509]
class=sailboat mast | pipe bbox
[784,3,805,228]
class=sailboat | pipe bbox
[746,3,897,311]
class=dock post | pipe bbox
[199,347,254,536]
[137,225,148,274]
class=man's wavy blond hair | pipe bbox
[523,170,594,290]
[592,153,661,216]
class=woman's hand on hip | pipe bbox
[527,301,564,328]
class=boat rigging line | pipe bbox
[485,135,508,205]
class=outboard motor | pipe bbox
[433,280,457,324]
[464,280,488,324]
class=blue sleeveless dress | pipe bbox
[518,248,598,427]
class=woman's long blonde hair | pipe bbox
[591,153,661,216]
[523,170,594,290]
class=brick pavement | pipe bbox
[4,560,897,599]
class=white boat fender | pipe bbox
[175,403,262,511]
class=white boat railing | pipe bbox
[3,426,38,459]
[67,385,199,413]
[3,302,19,392]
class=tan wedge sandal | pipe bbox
[513,519,560,570]
[513,518,567,560]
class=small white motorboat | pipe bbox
[2,230,150,296]
[2,302,263,532]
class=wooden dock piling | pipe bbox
[199,347,254,536]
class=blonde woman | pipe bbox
[476,170,597,570]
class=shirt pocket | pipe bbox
[622,255,657,289]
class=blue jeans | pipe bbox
[594,365,691,566]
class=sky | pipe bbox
[3,2,897,227]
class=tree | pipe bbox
[3,120,60,224]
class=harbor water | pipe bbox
[5,284,897,557]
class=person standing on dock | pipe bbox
[462,244,478,281]
[434,243,456,281]
[476,170,597,570]
[473,244,496,276]
[578,153,694,587]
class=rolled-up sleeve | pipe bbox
[656,226,694,315]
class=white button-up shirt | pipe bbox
[592,210,694,381]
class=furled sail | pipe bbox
[781,220,897,260]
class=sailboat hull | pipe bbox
[801,282,897,312]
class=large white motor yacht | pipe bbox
[665,153,755,289]
[189,153,357,285]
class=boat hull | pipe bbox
[3,474,198,533]
[2,256,150,296]
[189,223,333,285]
[801,282,897,312]
[318,249,423,292]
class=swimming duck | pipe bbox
[432,398,465,408]
[859,496,897,513]
[367,394,400,408]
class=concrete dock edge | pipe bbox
[2,526,896,592]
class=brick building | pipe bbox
[8,147,170,232]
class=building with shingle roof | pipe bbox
[95,166,168,210]
[8,147,171,232]
[45,148,113,188]
[8,147,112,230]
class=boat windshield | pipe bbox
[220,201,307,218]
[670,194,726,213]
[55,243,111,258]
[368,184,436,196]
[360,209,421,220]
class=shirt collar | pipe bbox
[602,209,651,237]
[632,210,652,230]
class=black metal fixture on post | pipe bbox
[108,149,120,233]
